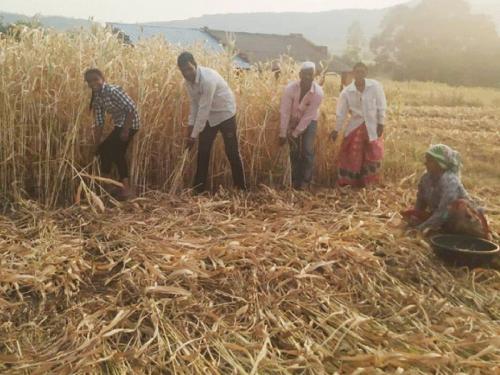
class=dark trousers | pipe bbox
[194,116,246,192]
[289,121,317,189]
[97,127,137,180]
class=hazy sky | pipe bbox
[0,0,411,23]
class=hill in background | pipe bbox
[0,0,498,54]
[149,8,387,54]
[148,0,500,53]
[0,11,92,30]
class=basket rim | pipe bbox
[430,234,499,256]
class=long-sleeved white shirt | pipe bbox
[185,66,236,138]
[336,79,387,142]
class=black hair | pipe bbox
[177,52,196,68]
[84,68,105,111]
[353,62,368,70]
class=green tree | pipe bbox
[371,0,500,87]
[110,26,133,45]
[11,16,43,29]
[0,17,8,34]
[343,20,365,65]
[3,16,43,40]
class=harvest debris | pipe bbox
[0,188,498,374]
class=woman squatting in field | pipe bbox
[402,144,491,239]
[84,68,140,200]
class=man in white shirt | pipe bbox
[177,52,246,193]
[331,62,387,187]
[279,62,324,189]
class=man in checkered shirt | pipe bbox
[85,68,140,200]
[93,84,140,131]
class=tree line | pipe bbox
[343,0,500,88]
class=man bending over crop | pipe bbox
[85,68,140,200]
[177,52,246,194]
[279,62,324,190]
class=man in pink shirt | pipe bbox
[279,62,324,189]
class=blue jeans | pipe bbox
[289,121,317,188]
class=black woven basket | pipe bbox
[430,235,499,267]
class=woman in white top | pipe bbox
[331,62,387,187]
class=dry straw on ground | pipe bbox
[0,188,499,374]
[0,27,499,374]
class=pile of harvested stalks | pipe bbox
[1,187,498,374]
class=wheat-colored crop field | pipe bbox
[0,28,499,374]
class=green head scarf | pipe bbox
[426,144,461,174]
